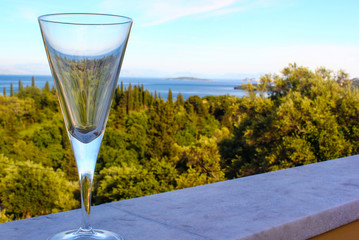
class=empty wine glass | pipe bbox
[38,13,132,240]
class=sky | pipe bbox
[0,0,358,79]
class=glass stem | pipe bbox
[70,133,104,233]
[80,172,93,231]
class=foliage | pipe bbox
[219,63,358,177]
[1,64,359,221]
[0,155,78,219]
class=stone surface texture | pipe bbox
[1,155,359,240]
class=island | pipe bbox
[166,77,212,82]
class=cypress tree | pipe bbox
[3,87,6,96]
[43,81,50,92]
[31,76,35,87]
[120,81,124,94]
[143,89,149,106]
[142,84,145,105]
[113,86,120,108]
[138,84,143,107]
[176,93,184,106]
[127,83,133,113]
[133,85,139,110]
[154,90,157,100]
[167,88,173,104]
[18,79,23,92]
[10,83,13,97]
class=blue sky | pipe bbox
[0,0,358,79]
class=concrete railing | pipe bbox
[1,155,359,240]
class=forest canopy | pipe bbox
[1,63,358,222]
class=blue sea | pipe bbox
[0,75,250,99]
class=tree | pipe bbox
[18,79,23,92]
[0,209,13,223]
[125,111,148,159]
[120,81,124,94]
[2,62,359,220]
[31,76,35,87]
[176,93,184,106]
[3,87,5,96]
[186,95,208,116]
[127,83,133,113]
[220,64,355,178]
[146,101,177,159]
[9,140,52,167]
[138,84,143,107]
[167,88,173,104]
[176,136,225,189]
[133,85,139,110]
[336,69,350,86]
[10,83,13,97]
[0,95,37,130]
[175,123,196,146]
[95,156,178,204]
[43,81,50,92]
[0,158,78,218]
[95,163,159,202]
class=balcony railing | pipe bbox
[1,155,359,240]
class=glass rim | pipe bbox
[38,13,133,26]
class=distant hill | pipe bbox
[167,77,212,82]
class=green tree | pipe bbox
[175,123,196,146]
[221,64,355,178]
[120,81,124,94]
[167,88,173,104]
[125,111,148,160]
[176,136,225,189]
[127,83,133,113]
[3,87,5,96]
[146,101,177,159]
[0,95,38,129]
[186,95,208,116]
[8,140,51,167]
[0,209,13,223]
[18,79,23,92]
[17,86,42,109]
[176,93,184,106]
[31,76,35,87]
[10,83,13,97]
[2,62,359,220]
[43,81,50,92]
[95,156,178,204]
[133,85,139,110]
[95,163,159,202]
[0,158,78,218]
[336,69,350,86]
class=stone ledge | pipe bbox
[1,155,359,240]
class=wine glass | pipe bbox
[38,13,132,240]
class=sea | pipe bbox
[0,75,253,100]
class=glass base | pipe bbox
[48,228,123,240]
